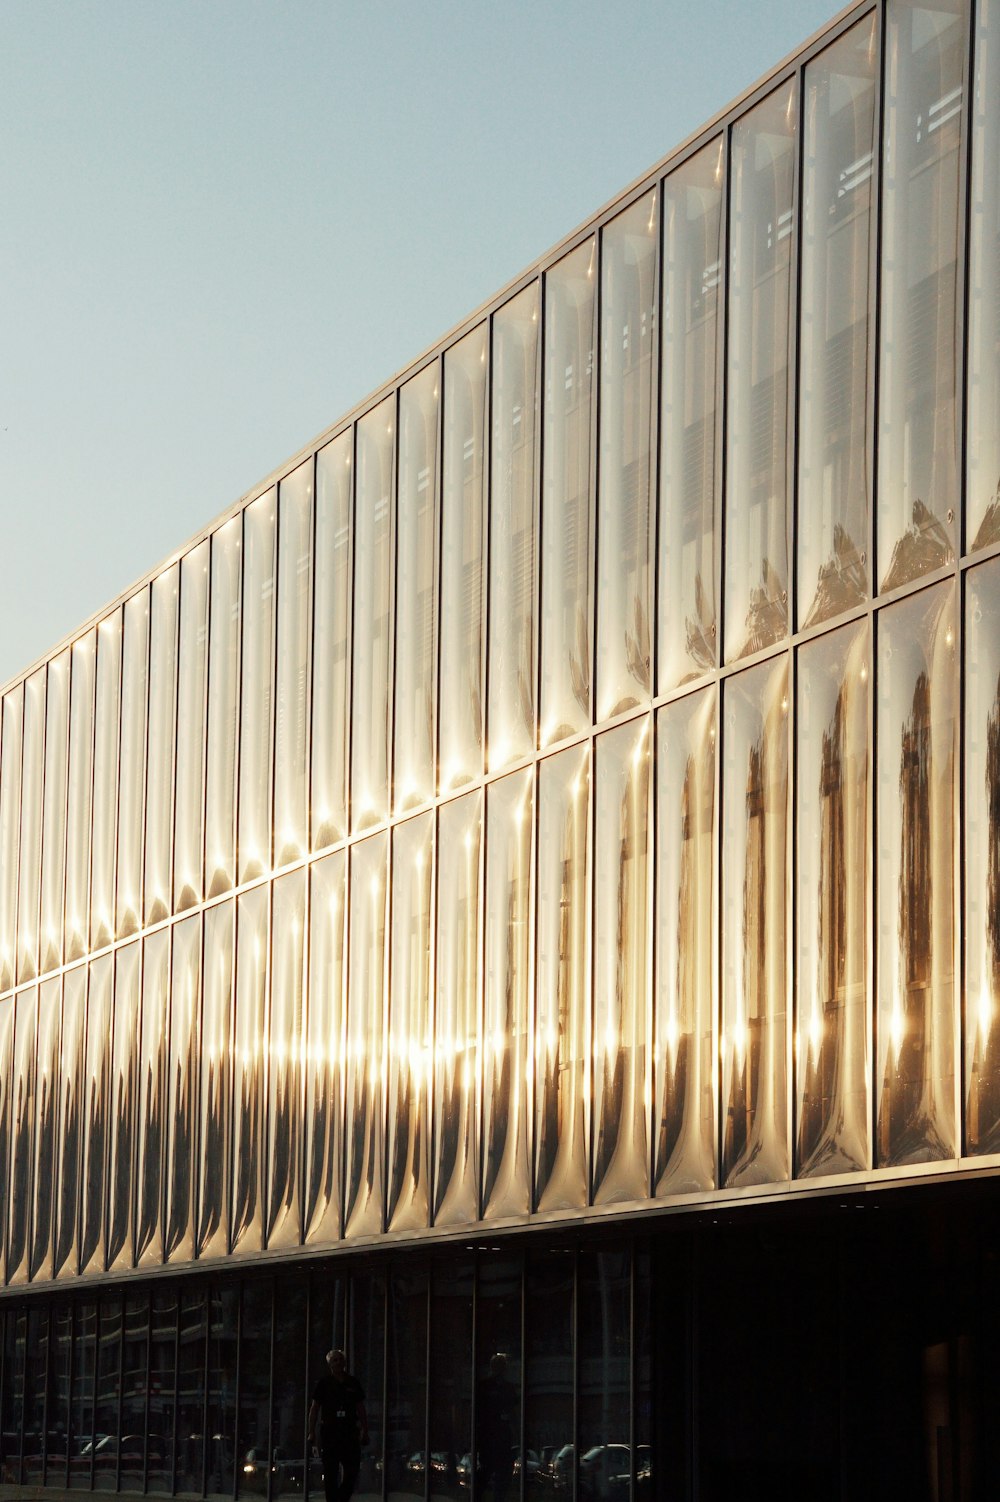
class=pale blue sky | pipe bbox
[1,0,841,688]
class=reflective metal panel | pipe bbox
[266,869,305,1249]
[655,687,716,1195]
[274,459,313,867]
[166,914,200,1263]
[231,885,268,1254]
[53,966,85,1279]
[724,81,797,661]
[345,832,387,1237]
[966,560,1000,1150]
[205,517,241,898]
[352,397,394,832]
[312,431,352,849]
[238,491,276,884]
[433,791,482,1226]
[968,0,1000,549]
[488,283,539,772]
[30,975,61,1280]
[90,612,122,951]
[198,900,234,1259]
[145,566,179,926]
[65,633,96,965]
[8,985,37,1284]
[534,744,589,1212]
[107,940,141,1271]
[387,811,433,1232]
[304,851,345,1245]
[797,18,876,628]
[116,590,149,940]
[80,956,112,1277]
[593,716,651,1205]
[482,769,533,1219]
[540,240,595,745]
[17,668,45,983]
[659,140,724,689]
[394,366,439,813]
[796,622,870,1176]
[0,691,22,994]
[174,542,209,912]
[136,928,169,1266]
[721,656,789,1187]
[40,651,70,975]
[878,0,966,591]
[0,999,12,1279]
[597,193,657,720]
[876,583,957,1164]
[439,324,488,792]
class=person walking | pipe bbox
[308,1349,369,1502]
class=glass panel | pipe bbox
[239,490,276,882]
[394,365,439,813]
[30,975,60,1280]
[428,1257,472,1498]
[534,744,589,1212]
[966,559,1000,1150]
[796,621,870,1176]
[969,0,1000,549]
[475,1255,522,1502]
[7,984,37,1284]
[198,901,234,1259]
[176,1289,207,1496]
[2,1308,26,1484]
[349,1271,384,1502]
[524,1251,574,1500]
[482,768,533,1220]
[70,1301,97,1490]
[91,612,122,951]
[593,716,651,1204]
[206,1284,238,1501]
[174,541,209,912]
[386,1268,428,1500]
[274,458,313,866]
[17,668,45,982]
[313,431,352,849]
[724,81,797,661]
[352,397,394,832]
[165,914,200,1263]
[235,1279,271,1498]
[307,1264,348,1499]
[206,517,241,898]
[387,811,433,1232]
[231,884,268,1254]
[136,927,169,1266]
[80,956,113,1276]
[540,239,595,745]
[267,868,305,1249]
[94,1294,123,1491]
[876,582,957,1163]
[117,590,149,939]
[433,791,482,1226]
[345,832,387,1238]
[148,1291,178,1494]
[0,688,22,993]
[578,1249,631,1498]
[721,655,789,1187]
[65,632,96,963]
[655,687,716,1194]
[488,282,539,772]
[659,139,724,689]
[145,567,179,926]
[46,1301,71,1487]
[305,851,345,1245]
[107,940,141,1271]
[597,192,657,720]
[40,650,70,975]
[54,965,85,1279]
[272,1275,307,1498]
[439,324,488,792]
[22,1306,48,1483]
[878,0,966,590]
[120,1293,149,1492]
[798,18,877,627]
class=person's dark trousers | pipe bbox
[322,1442,361,1502]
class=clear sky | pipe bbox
[1,0,841,689]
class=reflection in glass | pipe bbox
[8,985,37,1284]
[136,928,169,1266]
[525,1252,573,1500]
[488,283,539,771]
[17,668,45,982]
[148,1292,177,1494]
[534,745,589,1211]
[176,1291,207,1494]
[206,1284,239,1499]
[433,791,481,1226]
[878,0,966,590]
[352,398,394,832]
[578,1249,631,1490]
[593,717,651,1204]
[429,1258,473,1499]
[346,832,387,1238]
[0,689,22,993]
[969,0,1000,548]
[80,957,112,1276]
[388,812,433,1232]
[116,591,148,939]
[798,17,876,626]
[145,567,178,926]
[350,1271,385,1499]
[725,82,796,660]
[235,1278,272,1497]
[540,241,594,744]
[655,688,716,1194]
[312,431,352,848]
[439,325,488,791]
[54,967,85,1279]
[267,870,305,1249]
[483,769,533,1219]
[272,1279,307,1499]
[94,1296,122,1490]
[796,622,870,1175]
[305,852,345,1245]
[386,1269,428,1501]
[120,1294,148,1492]
[30,980,58,1280]
[721,656,789,1187]
[659,140,724,689]
[597,193,656,720]
[967,561,1000,1149]
[274,459,312,866]
[174,543,209,912]
[394,365,439,813]
[198,902,233,1259]
[231,886,268,1254]
[40,652,69,975]
[476,1255,522,1499]
[107,941,140,1271]
[205,518,241,898]
[238,491,276,883]
[70,1301,97,1488]
[65,633,95,963]
[876,584,956,1164]
[166,915,200,1263]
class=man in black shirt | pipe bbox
[308,1349,368,1502]
[478,1352,517,1502]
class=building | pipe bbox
[2,0,1000,1495]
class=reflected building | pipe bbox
[6,0,1000,1496]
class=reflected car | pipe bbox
[578,1444,632,1500]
